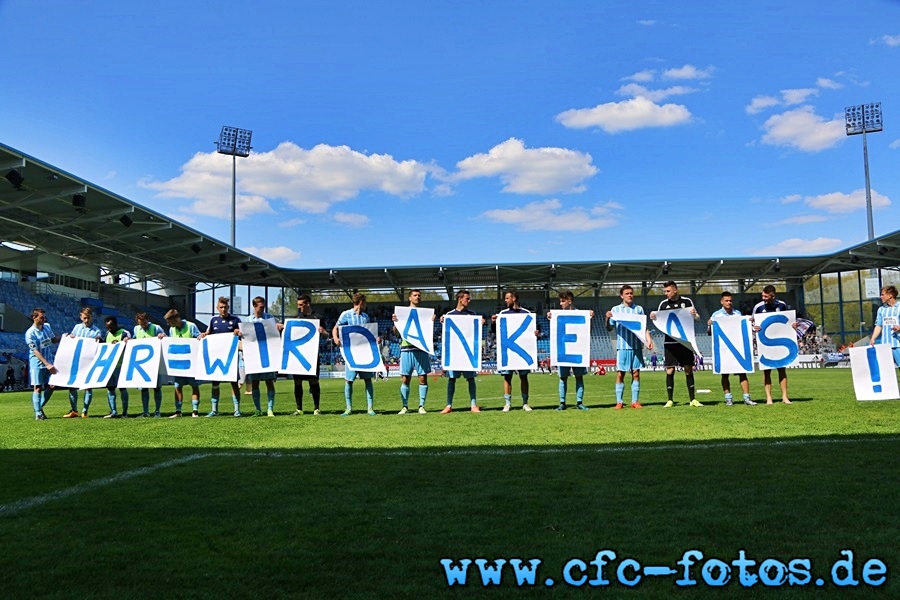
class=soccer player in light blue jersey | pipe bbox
[68,307,103,418]
[549,290,593,411]
[134,311,166,417]
[245,296,279,417]
[200,297,243,417]
[332,293,377,416]
[606,285,653,409]
[708,291,755,406]
[440,290,483,413]
[870,285,900,367]
[25,308,60,420]
[165,308,202,417]
[393,289,435,414]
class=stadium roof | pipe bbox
[2,142,899,297]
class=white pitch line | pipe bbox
[0,453,210,517]
[2,436,898,517]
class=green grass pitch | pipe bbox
[0,369,897,598]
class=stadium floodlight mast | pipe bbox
[215,125,252,307]
[844,103,882,241]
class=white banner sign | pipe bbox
[79,342,127,389]
[710,315,755,374]
[239,318,282,374]
[161,337,199,378]
[198,333,241,382]
[496,312,537,371]
[850,345,900,401]
[338,323,386,373]
[755,310,799,369]
[394,306,435,354]
[50,336,99,388]
[117,338,162,389]
[441,314,482,372]
[280,318,321,376]
[549,310,591,367]
[609,311,648,348]
[652,307,701,355]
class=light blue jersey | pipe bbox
[609,303,645,351]
[71,322,102,340]
[26,323,56,364]
[874,303,900,348]
[711,307,741,319]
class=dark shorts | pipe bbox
[664,343,694,368]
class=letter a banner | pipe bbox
[394,306,435,354]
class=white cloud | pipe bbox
[746,95,780,115]
[623,69,656,82]
[241,245,301,264]
[760,106,845,152]
[803,189,891,214]
[781,87,818,105]
[332,212,370,227]
[889,138,900,149]
[816,77,842,90]
[480,199,621,231]
[876,34,900,47]
[775,215,830,225]
[616,83,698,102]
[662,64,714,80]
[637,19,656,26]
[141,141,430,219]
[454,138,597,194]
[750,237,843,256]
[556,97,692,134]
[278,218,306,228]
[780,194,803,204]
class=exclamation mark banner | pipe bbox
[850,345,900,401]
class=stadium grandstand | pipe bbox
[2,141,899,385]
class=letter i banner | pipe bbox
[651,307,701,355]
[49,336,99,388]
[849,345,900,401]
[393,306,435,354]
[549,310,591,367]
[239,318,282,375]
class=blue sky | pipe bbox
[2,1,899,270]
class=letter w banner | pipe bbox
[442,314,482,371]
[849,345,900,401]
[49,336,99,389]
[754,310,799,369]
[651,308,701,355]
[393,306,435,354]
[339,323,386,373]
[549,310,591,367]
[496,312,537,370]
[239,318,282,375]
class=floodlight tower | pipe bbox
[844,103,882,241]
[216,126,252,308]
